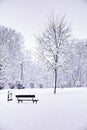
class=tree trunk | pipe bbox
[54,68,57,94]
[20,61,23,81]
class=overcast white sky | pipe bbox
[0,0,87,51]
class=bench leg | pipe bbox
[33,100,38,103]
[18,100,22,103]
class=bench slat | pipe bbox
[16,95,35,98]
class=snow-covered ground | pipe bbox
[0,88,87,130]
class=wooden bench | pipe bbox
[15,95,39,103]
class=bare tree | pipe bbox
[36,14,71,93]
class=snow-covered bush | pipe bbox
[30,83,34,88]
[59,81,69,88]
[83,82,87,87]
[39,83,43,88]
[8,82,15,89]
[75,81,82,87]
[0,82,5,89]
[16,81,24,89]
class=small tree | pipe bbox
[36,14,71,93]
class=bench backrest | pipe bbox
[16,95,35,98]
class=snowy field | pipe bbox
[0,88,87,130]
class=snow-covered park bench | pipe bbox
[15,95,39,103]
